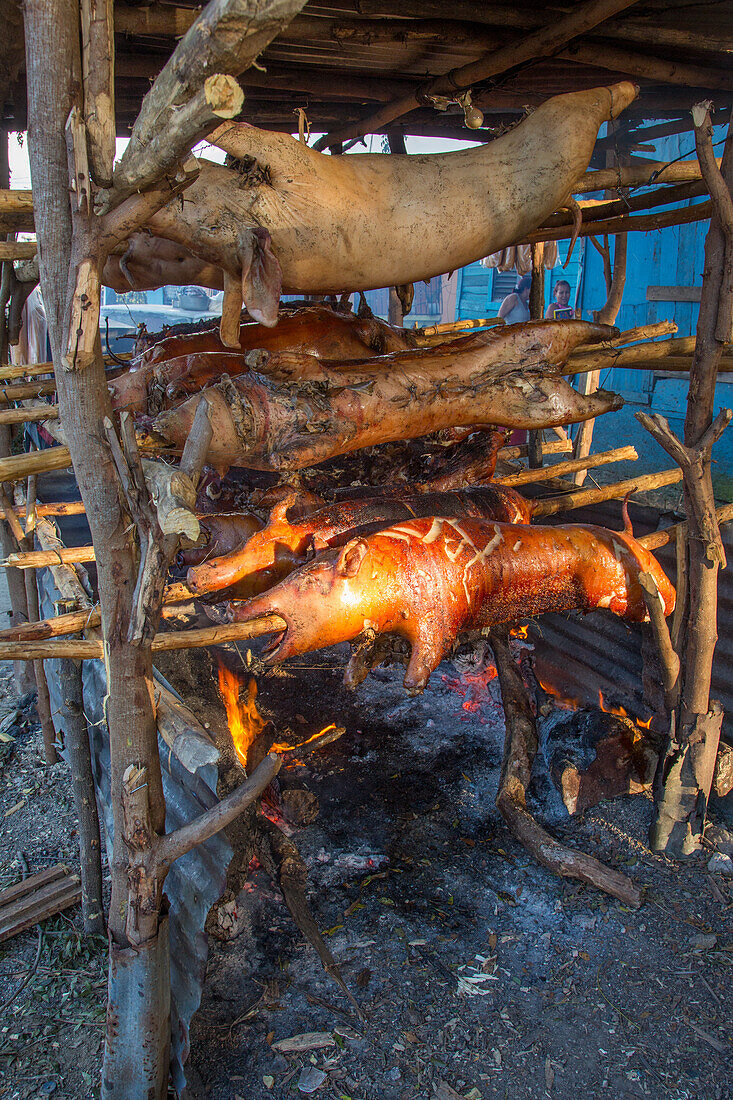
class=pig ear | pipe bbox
[268,492,301,525]
[239,227,282,328]
[336,538,368,578]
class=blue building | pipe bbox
[452,124,733,486]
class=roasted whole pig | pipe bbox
[110,305,415,413]
[152,320,622,471]
[229,517,675,694]
[146,83,638,323]
[186,484,532,596]
[177,512,263,570]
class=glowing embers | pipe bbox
[217,664,266,767]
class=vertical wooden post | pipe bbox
[23,0,165,1094]
[639,106,733,855]
[0,134,33,694]
[573,123,629,483]
[528,242,545,467]
[387,132,407,328]
[56,657,105,934]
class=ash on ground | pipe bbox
[1,640,732,1100]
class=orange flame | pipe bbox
[536,675,582,711]
[510,624,529,640]
[598,690,653,734]
[270,723,338,755]
[218,665,266,767]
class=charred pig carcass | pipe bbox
[152,320,622,471]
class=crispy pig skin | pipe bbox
[109,306,415,413]
[229,517,675,695]
[186,485,532,595]
[177,512,263,570]
[153,320,622,471]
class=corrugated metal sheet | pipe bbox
[38,569,231,1096]
[530,497,733,772]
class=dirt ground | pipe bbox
[1,628,732,1100]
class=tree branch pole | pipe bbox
[527,241,545,469]
[101,0,309,212]
[572,232,628,482]
[0,140,33,696]
[636,105,733,856]
[490,624,641,906]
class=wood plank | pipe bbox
[647,285,702,302]
[0,863,68,908]
[0,875,81,942]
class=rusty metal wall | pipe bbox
[38,569,231,1096]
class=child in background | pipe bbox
[545,279,574,320]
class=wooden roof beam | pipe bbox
[312,0,645,150]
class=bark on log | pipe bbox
[577,159,719,193]
[560,40,733,93]
[80,0,115,187]
[573,230,628,482]
[526,201,711,245]
[0,615,287,660]
[638,503,733,551]
[102,0,309,212]
[491,625,641,906]
[55,657,105,935]
[532,467,683,516]
[639,107,733,856]
[496,444,636,487]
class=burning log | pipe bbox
[540,707,658,816]
[490,625,642,907]
[145,83,638,322]
[186,484,532,597]
[153,321,622,472]
[229,516,674,694]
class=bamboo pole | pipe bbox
[496,444,636,487]
[0,614,286,661]
[0,242,37,261]
[497,439,572,461]
[532,467,683,517]
[0,361,54,380]
[0,405,60,425]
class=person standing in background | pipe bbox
[545,279,574,320]
[498,274,531,324]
